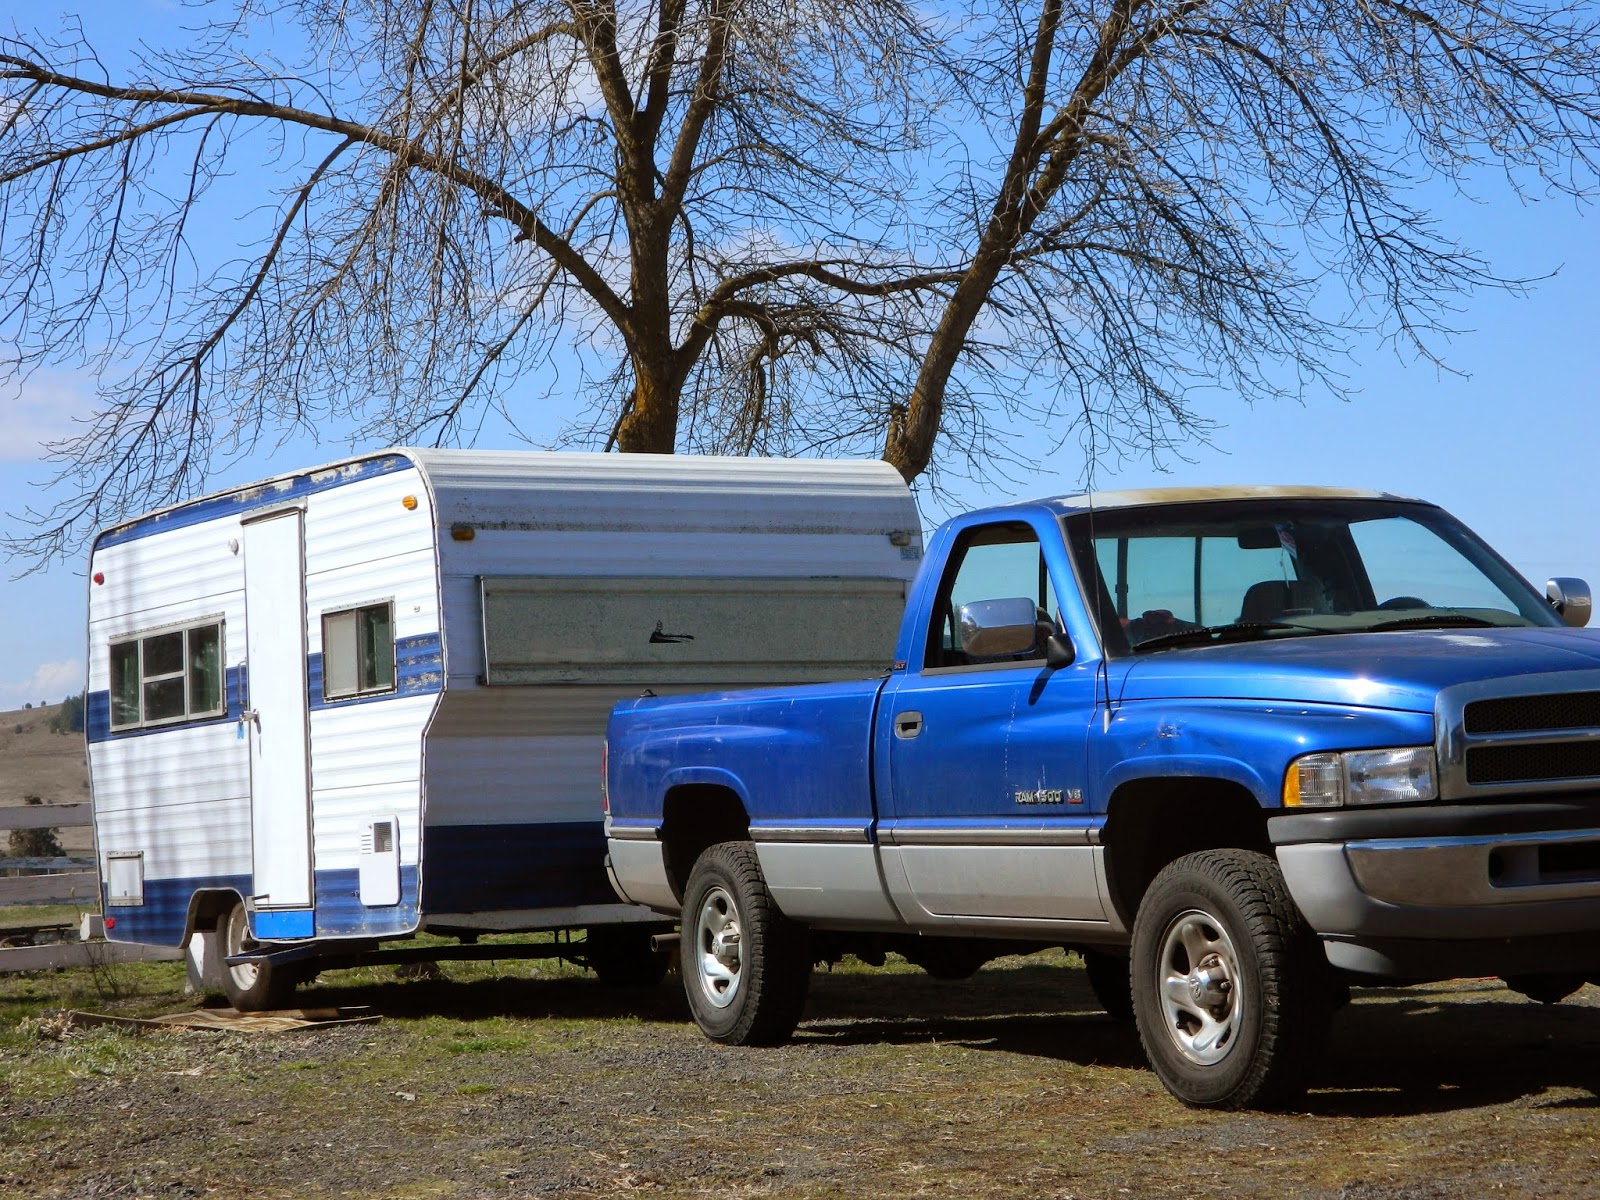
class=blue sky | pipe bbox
[2,3,1597,709]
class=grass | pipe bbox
[1,951,1599,1198]
[0,903,93,932]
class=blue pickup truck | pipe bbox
[603,486,1600,1108]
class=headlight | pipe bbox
[1283,747,1436,808]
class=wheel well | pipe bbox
[660,784,750,902]
[1101,778,1271,927]
[184,889,244,943]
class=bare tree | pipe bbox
[3,1,1600,567]
[0,0,952,563]
[885,0,1600,481]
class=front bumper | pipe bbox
[1270,800,1600,978]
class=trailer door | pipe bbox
[242,509,314,914]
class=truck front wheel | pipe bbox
[1131,850,1329,1110]
[681,841,812,1045]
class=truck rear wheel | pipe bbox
[681,841,811,1045]
[1131,850,1329,1110]
[217,900,298,1013]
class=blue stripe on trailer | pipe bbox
[104,873,251,946]
[93,454,415,550]
[103,868,423,945]
[87,629,444,743]
[85,666,249,744]
[254,909,315,939]
[307,633,444,711]
[313,867,421,937]
[420,822,616,913]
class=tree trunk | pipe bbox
[613,359,682,454]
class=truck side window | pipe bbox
[322,602,397,700]
[925,522,1059,669]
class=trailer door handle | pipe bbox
[894,711,923,739]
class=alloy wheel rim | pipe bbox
[1156,907,1243,1066]
[694,885,743,1010]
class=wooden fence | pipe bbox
[0,802,182,970]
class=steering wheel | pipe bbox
[1376,595,1429,610]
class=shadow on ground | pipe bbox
[287,958,1600,1116]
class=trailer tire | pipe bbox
[218,900,297,1013]
[1082,948,1134,1021]
[681,841,811,1045]
[1131,850,1329,1110]
[585,926,672,987]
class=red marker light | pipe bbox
[104,916,115,929]
[93,572,105,585]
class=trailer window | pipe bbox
[107,620,226,729]
[322,602,396,700]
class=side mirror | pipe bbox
[1547,578,1593,628]
[1045,633,1075,669]
[957,597,1043,658]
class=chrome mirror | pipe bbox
[1546,578,1593,628]
[957,596,1042,658]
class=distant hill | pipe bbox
[0,701,92,853]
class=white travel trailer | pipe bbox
[86,449,922,1009]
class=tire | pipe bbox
[584,925,672,988]
[680,841,812,1046]
[217,900,298,1013]
[1131,850,1330,1110]
[1502,973,1586,1005]
[900,937,992,981]
[1082,948,1133,1021]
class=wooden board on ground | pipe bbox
[63,1006,379,1034]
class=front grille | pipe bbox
[1464,691,1600,734]
[1466,741,1600,785]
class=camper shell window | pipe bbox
[108,620,225,730]
[322,602,396,700]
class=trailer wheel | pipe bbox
[584,926,671,987]
[681,841,811,1045]
[1131,850,1329,1110]
[218,900,297,1013]
[1082,948,1134,1021]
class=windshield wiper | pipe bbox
[1130,620,1323,653]
[1366,613,1502,632]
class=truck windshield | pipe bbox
[1062,497,1562,656]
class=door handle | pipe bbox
[894,711,923,739]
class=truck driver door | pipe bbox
[878,518,1104,925]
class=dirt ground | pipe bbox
[2,951,1597,1200]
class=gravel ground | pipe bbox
[3,956,1598,1199]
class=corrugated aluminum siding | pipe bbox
[87,462,442,942]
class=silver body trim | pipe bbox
[749,825,872,844]
[878,825,1100,848]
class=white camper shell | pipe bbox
[87,449,921,1005]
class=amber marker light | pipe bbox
[451,524,475,541]
[401,495,418,510]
